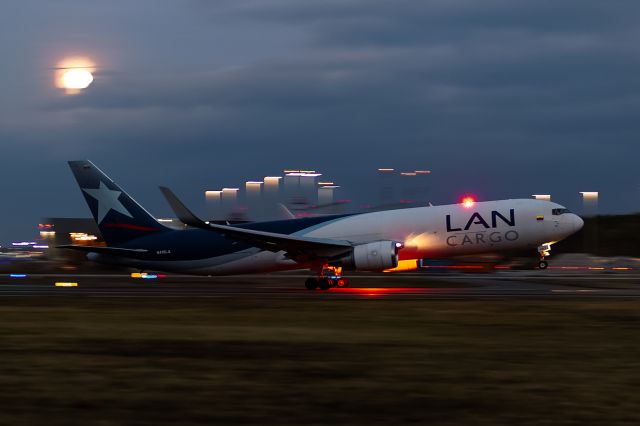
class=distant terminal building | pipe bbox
[205,190,222,219]
[245,181,263,212]
[318,184,339,206]
[263,176,282,202]
[38,217,182,262]
[580,192,599,216]
[39,218,102,245]
[221,188,240,218]
[38,218,104,263]
[284,170,321,205]
[377,168,431,205]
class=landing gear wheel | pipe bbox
[336,278,348,288]
[538,260,548,270]
[305,278,318,290]
[318,278,331,290]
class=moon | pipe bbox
[54,57,96,93]
[62,69,94,89]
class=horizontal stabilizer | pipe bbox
[58,245,149,259]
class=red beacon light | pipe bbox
[461,196,476,208]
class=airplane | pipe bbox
[61,160,584,290]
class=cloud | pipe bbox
[1,0,639,243]
[208,0,640,45]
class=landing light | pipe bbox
[461,196,475,208]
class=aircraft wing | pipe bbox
[159,186,353,259]
[58,245,149,259]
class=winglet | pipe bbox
[159,186,206,227]
[159,186,352,258]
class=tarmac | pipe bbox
[0,271,638,299]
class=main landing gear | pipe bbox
[537,243,551,270]
[305,266,349,291]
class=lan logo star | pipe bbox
[82,182,133,223]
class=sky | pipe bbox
[1,0,639,243]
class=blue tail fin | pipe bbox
[68,160,171,246]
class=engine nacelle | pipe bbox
[338,241,400,271]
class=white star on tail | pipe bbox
[82,182,133,223]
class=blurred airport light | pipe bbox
[261,176,283,220]
[580,192,599,216]
[38,223,55,238]
[284,173,298,202]
[532,194,551,201]
[284,170,322,205]
[400,172,419,202]
[377,168,396,204]
[205,190,222,219]
[221,188,239,201]
[70,232,98,242]
[263,177,282,200]
[263,177,282,202]
[222,188,239,219]
[318,185,340,206]
[580,192,599,254]
[415,170,431,202]
[300,174,320,205]
[245,182,263,191]
[245,181,263,219]
[157,218,185,230]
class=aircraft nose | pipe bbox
[570,214,584,233]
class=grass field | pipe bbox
[1,297,639,425]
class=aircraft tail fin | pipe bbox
[68,160,171,246]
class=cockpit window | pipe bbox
[552,208,571,215]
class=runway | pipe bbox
[0,271,638,299]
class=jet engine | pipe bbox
[337,241,400,271]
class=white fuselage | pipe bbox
[94,199,583,275]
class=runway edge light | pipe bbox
[55,282,78,287]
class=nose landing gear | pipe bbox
[304,266,349,290]
[537,243,551,270]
